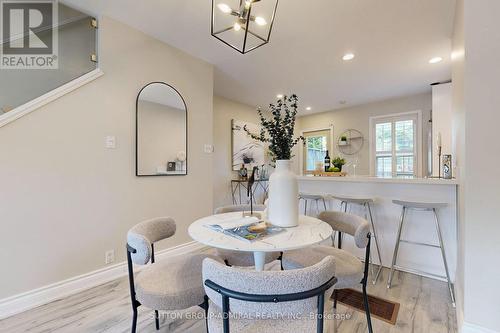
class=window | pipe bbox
[302,129,331,174]
[371,112,420,178]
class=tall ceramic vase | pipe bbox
[268,160,299,227]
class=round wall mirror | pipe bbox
[136,82,187,176]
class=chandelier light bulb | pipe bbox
[233,22,242,31]
[255,16,267,25]
[217,3,232,14]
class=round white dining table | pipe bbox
[188,212,333,271]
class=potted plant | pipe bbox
[244,94,304,227]
[339,135,348,146]
[332,156,346,171]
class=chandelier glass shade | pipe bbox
[211,0,279,54]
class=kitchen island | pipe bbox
[298,175,458,281]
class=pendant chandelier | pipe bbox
[211,0,279,54]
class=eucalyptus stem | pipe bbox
[244,94,304,161]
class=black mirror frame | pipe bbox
[135,82,188,177]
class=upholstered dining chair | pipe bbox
[203,256,337,333]
[281,211,373,333]
[126,217,222,333]
[214,204,282,268]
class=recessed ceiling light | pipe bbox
[342,53,355,61]
[306,107,312,111]
[276,94,284,99]
[429,57,443,64]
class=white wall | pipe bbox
[213,96,265,209]
[295,93,432,176]
[0,17,214,299]
[432,82,453,177]
[459,0,500,331]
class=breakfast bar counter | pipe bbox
[298,175,458,282]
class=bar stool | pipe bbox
[299,193,328,216]
[387,200,455,306]
[330,195,383,284]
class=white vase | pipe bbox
[268,160,299,227]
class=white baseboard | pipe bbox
[0,241,206,320]
[462,322,500,333]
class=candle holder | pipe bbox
[438,146,442,179]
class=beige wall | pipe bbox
[295,93,432,176]
[451,0,465,329]
[213,96,264,209]
[0,17,214,299]
[460,0,500,331]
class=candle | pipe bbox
[437,132,442,148]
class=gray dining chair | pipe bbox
[214,204,282,268]
[281,211,373,333]
[202,256,337,333]
[126,217,222,332]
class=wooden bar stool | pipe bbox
[299,193,328,216]
[330,195,383,284]
[387,200,456,307]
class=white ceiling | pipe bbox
[63,0,456,114]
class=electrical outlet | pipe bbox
[105,250,115,264]
[105,136,116,149]
[204,144,214,153]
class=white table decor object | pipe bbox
[268,159,299,227]
[189,212,332,271]
[176,151,186,171]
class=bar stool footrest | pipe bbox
[393,265,450,281]
[399,239,441,248]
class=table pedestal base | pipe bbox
[253,251,266,271]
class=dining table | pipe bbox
[188,212,333,271]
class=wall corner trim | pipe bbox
[462,322,500,333]
[0,68,104,128]
[0,241,206,320]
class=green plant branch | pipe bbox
[244,94,305,161]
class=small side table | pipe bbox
[231,179,269,205]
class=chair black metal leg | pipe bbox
[222,295,230,333]
[131,308,138,333]
[155,310,160,330]
[333,289,338,309]
[362,234,373,333]
[317,292,325,333]
[203,295,209,333]
[362,284,373,333]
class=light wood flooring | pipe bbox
[0,264,457,333]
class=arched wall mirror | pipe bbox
[136,82,187,176]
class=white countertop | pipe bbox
[298,175,459,185]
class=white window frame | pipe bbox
[369,111,423,177]
[299,125,334,176]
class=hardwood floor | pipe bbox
[0,264,457,333]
